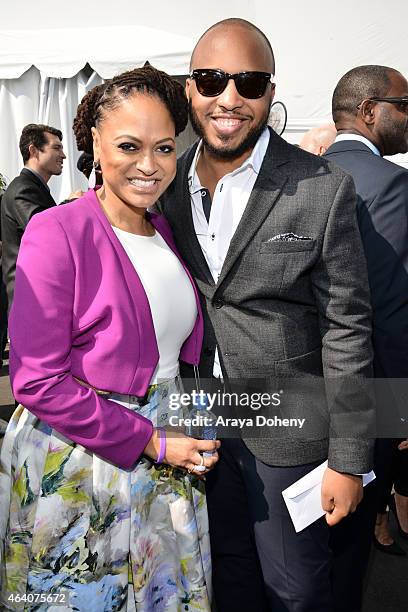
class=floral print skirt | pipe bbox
[0,378,211,611]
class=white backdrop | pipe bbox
[1,0,408,198]
[0,67,102,200]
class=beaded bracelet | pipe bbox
[154,427,166,464]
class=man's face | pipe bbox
[37,132,65,176]
[186,25,275,160]
[373,72,408,156]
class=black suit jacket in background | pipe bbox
[1,168,56,306]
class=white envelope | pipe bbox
[282,460,376,533]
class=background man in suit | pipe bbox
[159,18,374,611]
[325,64,408,600]
[1,124,65,308]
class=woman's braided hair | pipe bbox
[73,65,188,155]
[73,83,105,155]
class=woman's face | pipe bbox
[92,93,177,210]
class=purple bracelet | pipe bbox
[155,427,166,464]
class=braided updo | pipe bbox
[73,83,105,155]
[73,65,188,155]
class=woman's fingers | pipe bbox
[191,451,219,470]
[160,433,221,471]
[196,439,221,453]
[202,452,219,470]
[186,452,218,475]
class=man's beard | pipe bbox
[380,111,408,155]
[189,100,271,160]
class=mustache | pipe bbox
[188,99,271,160]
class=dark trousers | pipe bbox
[329,479,377,612]
[206,438,333,612]
[375,438,408,512]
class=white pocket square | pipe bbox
[268,233,313,242]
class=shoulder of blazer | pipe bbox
[38,190,175,246]
[263,127,347,184]
[325,141,408,181]
[6,168,56,205]
[29,190,95,233]
[19,168,52,193]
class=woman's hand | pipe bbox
[144,428,221,473]
[398,438,408,451]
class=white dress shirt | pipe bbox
[188,127,270,376]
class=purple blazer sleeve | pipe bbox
[9,212,153,470]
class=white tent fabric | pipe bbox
[0,67,103,201]
[0,26,195,79]
[1,0,408,196]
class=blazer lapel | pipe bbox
[176,146,215,285]
[216,130,290,289]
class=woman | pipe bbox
[0,66,219,611]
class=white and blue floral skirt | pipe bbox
[0,378,211,611]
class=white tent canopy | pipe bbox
[1,0,408,199]
[0,26,195,79]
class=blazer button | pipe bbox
[213,298,224,309]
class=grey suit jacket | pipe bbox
[159,128,374,473]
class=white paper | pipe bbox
[282,461,376,533]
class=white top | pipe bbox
[335,133,381,156]
[188,127,270,377]
[113,226,197,382]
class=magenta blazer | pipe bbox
[9,188,203,469]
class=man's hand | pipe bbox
[398,438,408,451]
[321,467,363,526]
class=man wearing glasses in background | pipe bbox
[159,19,374,611]
[326,65,408,609]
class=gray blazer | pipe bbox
[159,128,374,473]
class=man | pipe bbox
[1,123,65,307]
[159,19,374,611]
[325,65,408,603]
[299,122,336,155]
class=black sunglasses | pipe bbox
[190,69,273,99]
[357,96,408,113]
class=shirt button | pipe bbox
[211,233,215,241]
[213,298,224,309]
